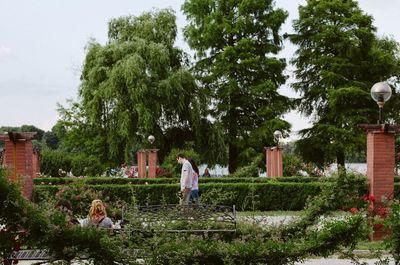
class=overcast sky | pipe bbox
[1,0,399,136]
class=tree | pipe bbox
[289,0,400,168]
[182,0,292,172]
[58,9,206,165]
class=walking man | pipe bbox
[176,153,193,205]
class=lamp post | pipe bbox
[148,135,155,145]
[371,82,392,124]
[273,130,282,147]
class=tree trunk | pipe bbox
[228,143,238,174]
[336,150,345,170]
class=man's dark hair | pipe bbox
[176,153,186,159]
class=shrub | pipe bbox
[33,182,324,214]
[40,149,105,177]
[161,148,201,175]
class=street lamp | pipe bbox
[371,82,392,124]
[273,130,282,147]
[147,135,155,145]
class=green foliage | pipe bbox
[282,171,368,238]
[289,0,400,167]
[230,154,263,178]
[34,181,324,213]
[282,153,303,176]
[161,147,201,174]
[40,149,105,177]
[0,163,385,264]
[35,175,331,186]
[183,0,292,172]
[58,9,204,166]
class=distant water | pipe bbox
[327,163,367,175]
[199,163,367,177]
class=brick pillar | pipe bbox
[360,124,400,241]
[366,132,395,202]
[0,132,37,199]
[147,149,158,179]
[360,124,400,203]
[32,151,40,177]
[265,147,283,177]
[137,150,147,178]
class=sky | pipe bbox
[0,0,399,138]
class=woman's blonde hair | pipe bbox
[88,199,107,220]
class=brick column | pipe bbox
[265,147,283,177]
[147,149,158,179]
[0,132,37,199]
[32,151,40,177]
[367,131,395,202]
[360,124,400,241]
[360,124,399,203]
[137,150,147,178]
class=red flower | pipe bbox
[376,223,383,230]
[379,207,386,217]
[364,194,376,202]
[350,208,357,215]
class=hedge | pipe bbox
[33,176,332,186]
[33,182,324,211]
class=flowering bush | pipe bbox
[109,164,138,178]
[349,194,388,234]
[54,180,107,218]
[108,164,172,178]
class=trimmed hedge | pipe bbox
[33,176,331,186]
[33,182,324,211]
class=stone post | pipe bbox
[265,147,283,177]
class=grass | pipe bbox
[356,240,386,251]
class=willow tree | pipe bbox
[182,0,292,172]
[59,9,204,165]
[289,0,400,168]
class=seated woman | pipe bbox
[81,199,113,229]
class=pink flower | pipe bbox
[368,204,375,212]
[350,208,357,215]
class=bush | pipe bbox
[282,153,303,176]
[230,154,262,178]
[161,148,201,175]
[33,182,324,214]
[40,149,105,177]
[33,176,331,186]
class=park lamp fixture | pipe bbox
[273,130,283,147]
[371,82,392,124]
[148,135,155,145]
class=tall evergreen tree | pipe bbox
[289,0,400,168]
[58,9,205,165]
[183,0,292,172]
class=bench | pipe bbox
[120,204,237,234]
